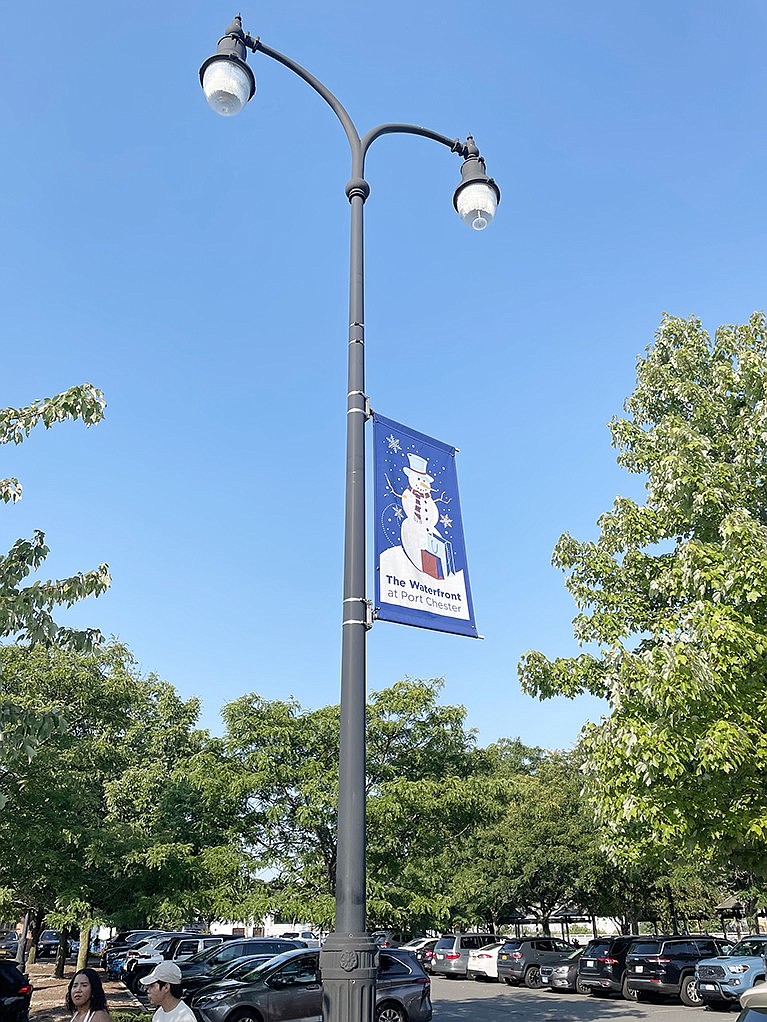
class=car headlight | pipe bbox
[552,968,567,976]
[197,992,232,1005]
[728,965,750,974]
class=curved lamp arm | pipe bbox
[199,16,500,227]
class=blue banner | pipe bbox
[373,413,478,638]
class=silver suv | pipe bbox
[431,933,497,978]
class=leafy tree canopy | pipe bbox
[519,313,767,870]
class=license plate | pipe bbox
[700,984,716,991]
[584,960,594,967]
[436,954,444,960]
[635,966,644,973]
[541,977,550,985]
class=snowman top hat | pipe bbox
[404,452,434,484]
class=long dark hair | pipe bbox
[65,968,108,1013]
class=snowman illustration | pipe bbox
[386,452,454,579]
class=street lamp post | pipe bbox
[199,18,499,1022]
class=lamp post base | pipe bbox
[320,931,378,1022]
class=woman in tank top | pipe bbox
[66,968,112,1022]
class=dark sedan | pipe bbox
[191,947,432,1022]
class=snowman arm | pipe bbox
[435,491,452,505]
[385,472,404,498]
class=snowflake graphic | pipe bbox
[439,513,453,529]
[386,434,401,453]
[393,506,405,520]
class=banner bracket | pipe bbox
[348,390,371,419]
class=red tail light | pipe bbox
[445,952,461,960]
[423,950,434,959]
[511,952,523,960]
[598,957,619,964]
[18,985,32,996]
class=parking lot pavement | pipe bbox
[430,977,720,1022]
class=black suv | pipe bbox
[625,935,732,1005]
[578,935,639,998]
[496,936,575,988]
[0,960,32,1022]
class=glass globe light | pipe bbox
[202,58,255,117]
[455,181,498,231]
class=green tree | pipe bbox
[0,383,110,816]
[0,643,248,970]
[0,383,110,649]
[519,313,767,871]
[223,677,495,932]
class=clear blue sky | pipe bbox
[3,1,766,751]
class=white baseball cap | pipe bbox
[141,961,183,986]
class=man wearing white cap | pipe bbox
[140,961,195,1022]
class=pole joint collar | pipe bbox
[345,177,370,202]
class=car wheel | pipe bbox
[228,1011,264,1022]
[622,975,638,1001]
[524,966,543,990]
[681,975,703,1007]
[576,977,589,996]
[376,1003,406,1022]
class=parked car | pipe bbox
[414,941,438,973]
[739,983,767,1018]
[0,960,32,1022]
[124,933,225,991]
[181,956,278,997]
[178,938,303,986]
[540,947,586,993]
[279,931,320,948]
[577,934,640,998]
[371,931,402,949]
[625,934,733,1006]
[399,938,433,954]
[496,936,576,988]
[101,930,167,971]
[467,941,506,982]
[0,937,18,961]
[431,933,497,979]
[36,931,61,959]
[695,935,767,1009]
[190,947,432,1022]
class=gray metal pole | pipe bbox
[201,24,488,1022]
[319,178,378,1022]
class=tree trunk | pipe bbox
[77,924,90,971]
[54,924,71,979]
[27,909,44,966]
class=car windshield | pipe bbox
[730,939,767,957]
[565,948,583,961]
[231,959,274,982]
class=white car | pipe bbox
[467,940,507,981]
[399,937,436,952]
